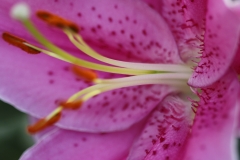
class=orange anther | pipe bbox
[2,32,41,54]
[27,112,61,134]
[27,119,46,134]
[36,10,79,33]
[72,65,98,82]
[60,100,83,110]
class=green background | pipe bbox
[0,100,33,160]
[0,100,240,160]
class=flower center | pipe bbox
[3,3,193,134]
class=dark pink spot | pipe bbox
[48,71,54,76]
[142,29,147,36]
[163,144,169,150]
[108,17,113,22]
[49,79,54,84]
[130,34,134,39]
[111,31,116,36]
[74,143,78,147]
[120,30,125,34]
[122,103,129,110]
[77,12,82,17]
[91,28,96,33]
[63,66,69,71]
[160,137,165,143]
[97,25,102,29]
[152,150,157,155]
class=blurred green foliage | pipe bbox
[0,100,33,160]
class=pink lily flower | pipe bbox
[0,0,240,159]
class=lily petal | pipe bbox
[188,0,240,87]
[127,95,192,160]
[142,0,207,61]
[183,71,239,160]
[0,0,181,63]
[0,0,180,132]
[20,120,145,160]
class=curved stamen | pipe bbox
[20,19,158,75]
[64,29,192,72]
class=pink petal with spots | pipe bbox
[183,71,239,160]
[0,0,180,132]
[127,95,192,160]
[0,0,181,63]
[188,0,240,87]
[20,121,145,160]
[142,0,207,61]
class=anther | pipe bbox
[27,112,61,134]
[2,32,41,54]
[36,10,79,33]
[60,100,83,110]
[72,65,98,82]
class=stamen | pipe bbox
[30,78,187,134]
[72,65,98,82]
[74,79,188,103]
[36,10,79,33]
[24,43,69,62]
[2,32,41,54]
[20,18,152,75]
[64,29,193,72]
[98,73,191,84]
[27,111,61,134]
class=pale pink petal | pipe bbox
[0,0,181,132]
[20,120,145,160]
[183,71,239,160]
[127,95,192,160]
[188,0,240,87]
[142,0,207,61]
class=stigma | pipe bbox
[2,3,193,134]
